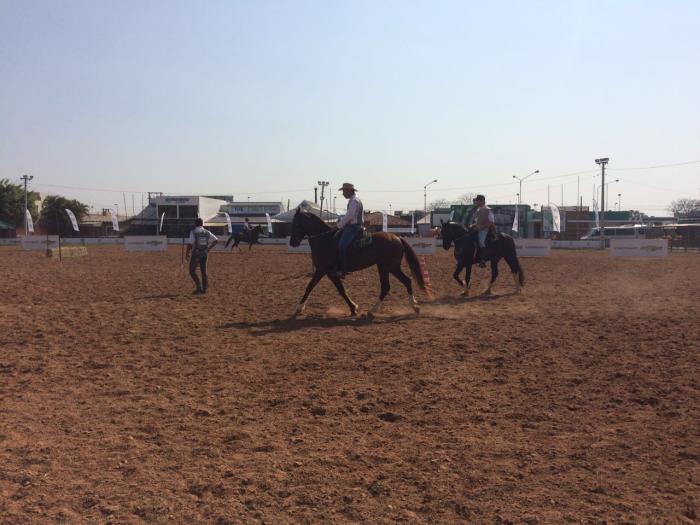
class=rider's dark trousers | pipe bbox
[189,252,209,291]
[338,224,361,270]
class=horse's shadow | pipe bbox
[221,313,415,335]
[429,290,519,305]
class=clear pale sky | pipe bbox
[2,0,699,215]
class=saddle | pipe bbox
[332,227,370,248]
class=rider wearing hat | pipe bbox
[333,182,363,277]
[470,194,495,266]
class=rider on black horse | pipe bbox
[461,194,495,268]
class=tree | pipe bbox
[668,198,700,217]
[457,192,477,205]
[39,195,89,235]
[0,178,41,228]
[427,198,451,211]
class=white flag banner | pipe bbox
[549,203,561,232]
[224,212,232,234]
[110,209,120,232]
[159,212,165,233]
[512,204,519,233]
[411,213,415,232]
[382,211,388,232]
[26,210,34,233]
[265,212,272,236]
[592,199,600,229]
[65,209,79,232]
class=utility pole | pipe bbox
[317,181,329,218]
[595,157,610,249]
[21,174,33,236]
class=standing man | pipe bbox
[186,218,218,294]
[334,182,363,277]
[470,194,495,266]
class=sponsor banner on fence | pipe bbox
[61,237,122,245]
[124,236,168,252]
[514,238,551,257]
[553,240,600,250]
[22,236,59,251]
[0,239,21,246]
[405,237,436,255]
[287,236,311,253]
[610,238,668,258]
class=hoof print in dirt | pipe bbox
[378,412,401,422]
[310,406,326,416]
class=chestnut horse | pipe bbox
[289,209,427,318]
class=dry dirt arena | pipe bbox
[1,245,699,524]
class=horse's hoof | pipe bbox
[460,291,469,297]
[482,290,492,296]
[365,312,374,321]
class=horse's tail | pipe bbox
[400,238,427,293]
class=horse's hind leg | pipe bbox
[328,275,359,316]
[390,266,419,315]
[367,266,391,319]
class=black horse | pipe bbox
[225,225,263,251]
[440,220,524,296]
[290,209,427,318]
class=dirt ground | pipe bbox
[1,244,698,524]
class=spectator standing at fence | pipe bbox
[186,218,218,294]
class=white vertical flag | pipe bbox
[110,209,120,232]
[512,204,519,233]
[159,212,165,233]
[224,212,232,234]
[265,212,272,236]
[65,209,80,232]
[26,210,34,233]
[549,203,561,232]
[592,199,600,229]
[382,211,388,232]
[411,213,415,233]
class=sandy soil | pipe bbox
[1,245,698,524]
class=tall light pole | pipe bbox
[618,193,622,211]
[424,179,437,216]
[21,174,33,235]
[595,157,610,249]
[512,170,539,205]
[317,180,329,218]
[605,179,619,211]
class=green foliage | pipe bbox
[0,178,41,228]
[39,195,89,235]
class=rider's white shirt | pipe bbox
[338,195,362,228]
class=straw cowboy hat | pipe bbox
[338,183,357,192]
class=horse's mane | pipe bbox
[298,210,331,231]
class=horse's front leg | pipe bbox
[453,259,465,288]
[328,275,359,316]
[461,262,473,296]
[483,258,499,295]
[294,269,324,316]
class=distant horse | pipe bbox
[440,220,524,296]
[225,225,263,251]
[290,209,427,318]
